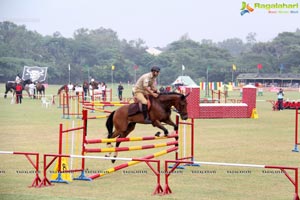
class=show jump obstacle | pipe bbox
[292,107,300,152]
[164,159,299,199]
[162,86,299,199]
[37,110,193,195]
[0,151,41,187]
[2,86,299,199]
[185,85,257,119]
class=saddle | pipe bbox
[128,97,152,117]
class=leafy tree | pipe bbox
[0,21,299,85]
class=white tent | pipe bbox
[171,76,198,87]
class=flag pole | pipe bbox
[205,67,209,97]
[68,64,70,84]
[232,64,237,84]
[88,66,90,81]
[111,65,115,91]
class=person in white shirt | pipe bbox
[15,74,21,84]
[29,82,36,98]
[277,88,284,110]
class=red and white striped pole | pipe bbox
[0,151,40,187]
[40,153,163,194]
[163,160,299,199]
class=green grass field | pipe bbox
[0,83,299,200]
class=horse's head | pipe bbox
[159,92,189,120]
[89,81,99,89]
[174,93,189,120]
[23,79,32,85]
[57,84,67,95]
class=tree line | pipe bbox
[0,21,299,85]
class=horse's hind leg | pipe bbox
[111,122,136,163]
[105,130,119,158]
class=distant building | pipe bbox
[236,73,300,87]
[146,47,162,56]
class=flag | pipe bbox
[257,64,263,70]
[232,64,236,71]
[23,66,48,82]
[112,65,115,71]
[68,64,70,71]
[206,66,211,72]
[182,65,185,71]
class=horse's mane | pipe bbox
[23,79,32,84]
[158,92,184,97]
[153,92,185,103]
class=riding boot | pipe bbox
[142,104,152,124]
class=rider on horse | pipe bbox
[133,66,160,124]
[15,74,21,84]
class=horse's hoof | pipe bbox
[155,132,161,137]
[111,156,117,163]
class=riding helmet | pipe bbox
[151,66,160,72]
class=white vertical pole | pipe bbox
[70,120,75,179]
[68,64,71,84]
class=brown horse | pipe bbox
[57,84,68,95]
[90,81,99,90]
[35,82,45,98]
[57,84,80,95]
[105,92,189,162]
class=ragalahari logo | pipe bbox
[240,2,254,15]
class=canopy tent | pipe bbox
[171,76,198,87]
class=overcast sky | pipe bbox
[0,0,299,47]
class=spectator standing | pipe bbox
[101,82,107,101]
[277,88,284,110]
[258,87,263,96]
[118,82,124,101]
[159,86,165,93]
[29,82,35,98]
[15,83,23,104]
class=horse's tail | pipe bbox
[4,83,7,98]
[106,111,115,138]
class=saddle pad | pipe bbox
[128,103,141,116]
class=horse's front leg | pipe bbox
[106,142,113,157]
[163,118,178,131]
[152,120,169,136]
